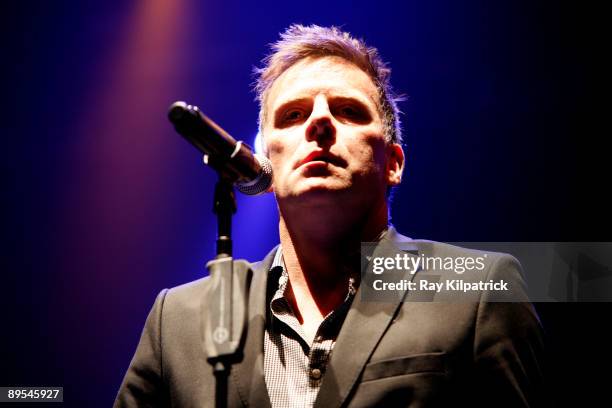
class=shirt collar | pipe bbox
[270,245,356,306]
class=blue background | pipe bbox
[1,0,607,406]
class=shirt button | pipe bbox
[310,368,322,380]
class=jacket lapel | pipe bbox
[314,227,413,408]
[231,247,277,408]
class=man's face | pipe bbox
[262,56,403,208]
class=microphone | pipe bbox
[168,101,273,195]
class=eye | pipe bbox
[273,103,311,129]
[340,105,359,117]
[333,103,371,124]
[282,108,306,123]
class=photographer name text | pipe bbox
[372,279,509,292]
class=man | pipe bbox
[115,25,545,407]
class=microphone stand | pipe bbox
[167,101,257,407]
[204,174,253,408]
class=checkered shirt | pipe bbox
[264,247,357,408]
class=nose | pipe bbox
[305,95,336,147]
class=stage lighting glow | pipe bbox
[253,130,265,155]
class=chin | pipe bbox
[282,180,350,202]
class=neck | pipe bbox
[277,196,389,320]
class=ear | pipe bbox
[385,143,405,186]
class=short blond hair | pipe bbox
[254,24,403,144]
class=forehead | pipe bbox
[266,56,380,115]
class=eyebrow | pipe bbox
[274,87,375,109]
[272,91,376,117]
[274,97,312,112]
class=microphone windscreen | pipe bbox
[235,154,273,195]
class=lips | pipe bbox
[297,150,346,169]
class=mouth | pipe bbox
[297,150,346,169]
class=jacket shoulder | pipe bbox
[162,250,275,312]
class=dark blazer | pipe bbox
[115,228,545,407]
